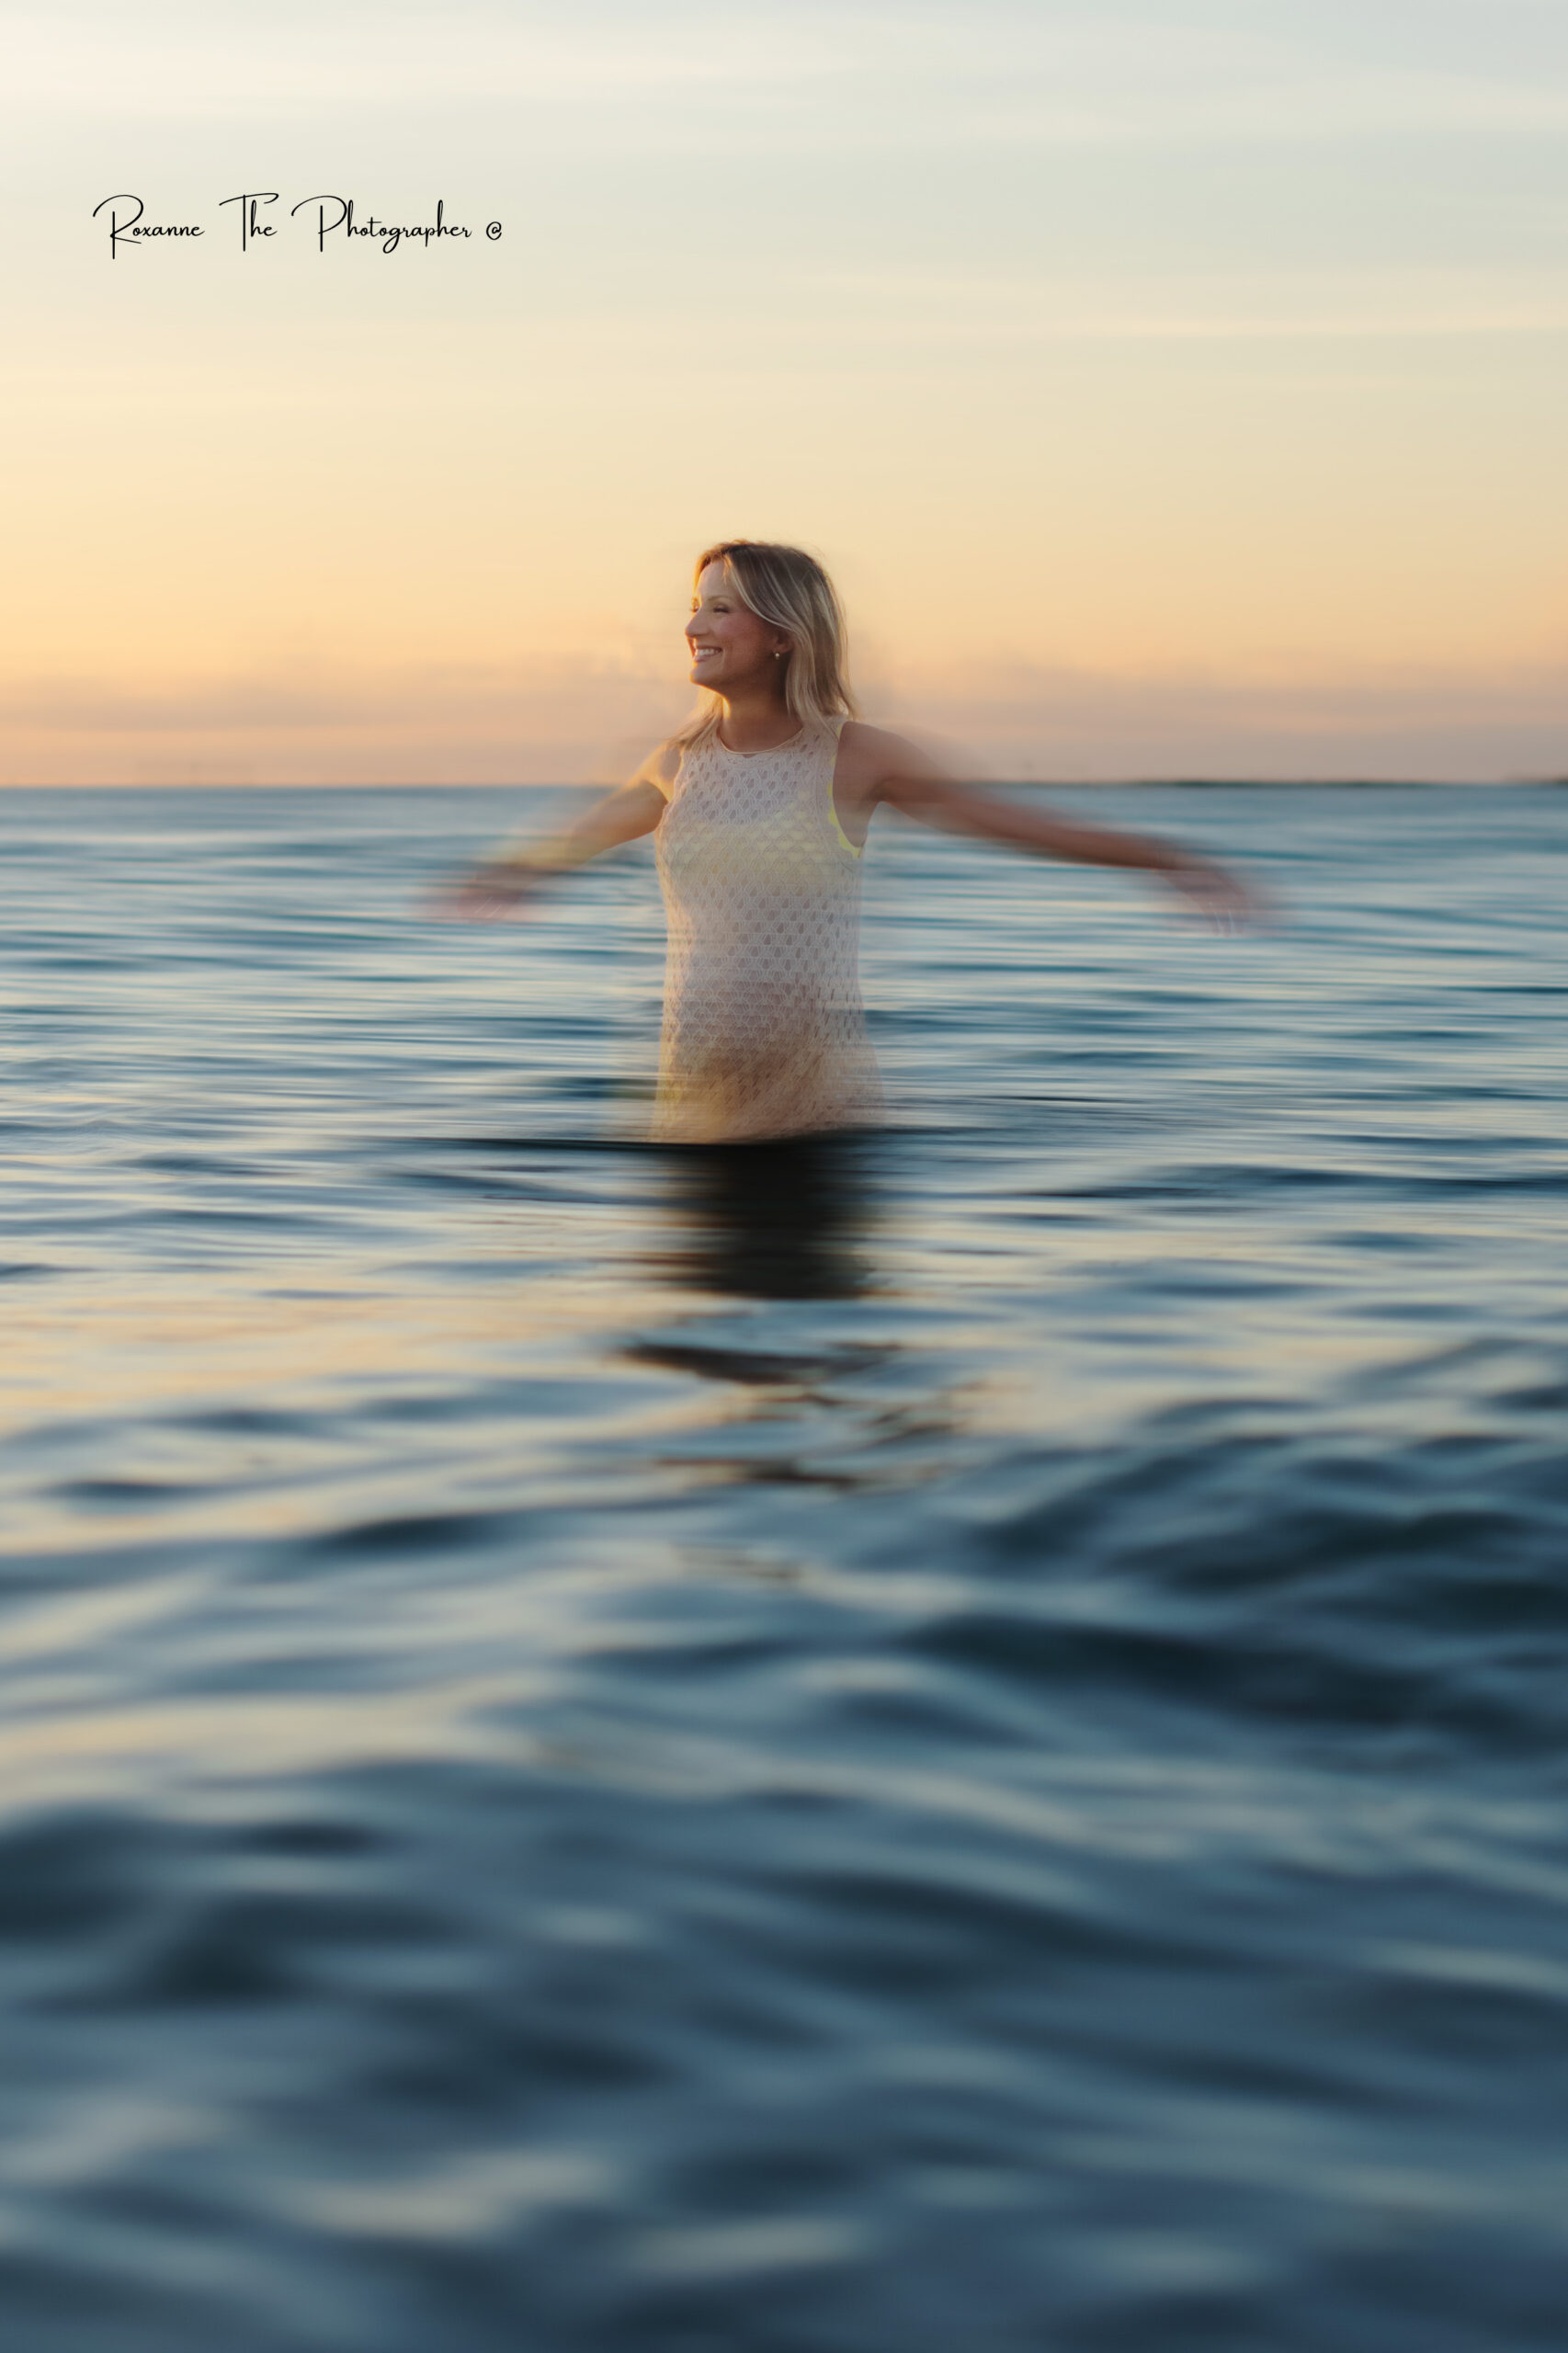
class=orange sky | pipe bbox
[3,1,1564,781]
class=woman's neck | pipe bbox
[715,688,799,756]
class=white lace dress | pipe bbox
[651,722,881,1143]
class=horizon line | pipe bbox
[1,777,1563,793]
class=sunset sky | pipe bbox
[3,0,1564,782]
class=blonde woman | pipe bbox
[446,540,1257,1144]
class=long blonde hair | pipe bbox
[672,540,858,749]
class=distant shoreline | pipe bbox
[0,778,1562,793]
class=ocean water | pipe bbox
[2,782,1565,2353]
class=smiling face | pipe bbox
[686,561,790,696]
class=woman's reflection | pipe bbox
[654,1132,875,1303]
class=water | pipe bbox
[2,784,1565,2352]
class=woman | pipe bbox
[446,539,1257,1144]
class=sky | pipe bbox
[2,0,1564,782]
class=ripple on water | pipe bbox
[0,788,1565,2350]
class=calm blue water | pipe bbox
[2,785,1565,2353]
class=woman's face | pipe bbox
[686,562,788,694]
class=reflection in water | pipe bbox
[653,1131,876,1302]
[629,1131,920,1476]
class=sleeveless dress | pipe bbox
[651,722,881,1144]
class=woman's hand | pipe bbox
[427,862,547,920]
[1162,853,1272,934]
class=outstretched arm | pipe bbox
[839,725,1265,930]
[435,748,674,918]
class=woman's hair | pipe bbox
[672,540,858,748]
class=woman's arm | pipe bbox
[838,724,1264,929]
[436,750,674,918]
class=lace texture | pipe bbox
[652,725,881,1143]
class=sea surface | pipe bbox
[2,783,1565,2353]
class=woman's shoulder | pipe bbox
[834,720,924,780]
[631,737,687,800]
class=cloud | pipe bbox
[5,3,838,118]
[799,267,1568,344]
[2,652,1562,785]
[0,657,690,785]
[9,0,1566,153]
[0,660,672,733]
[869,655,1568,782]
